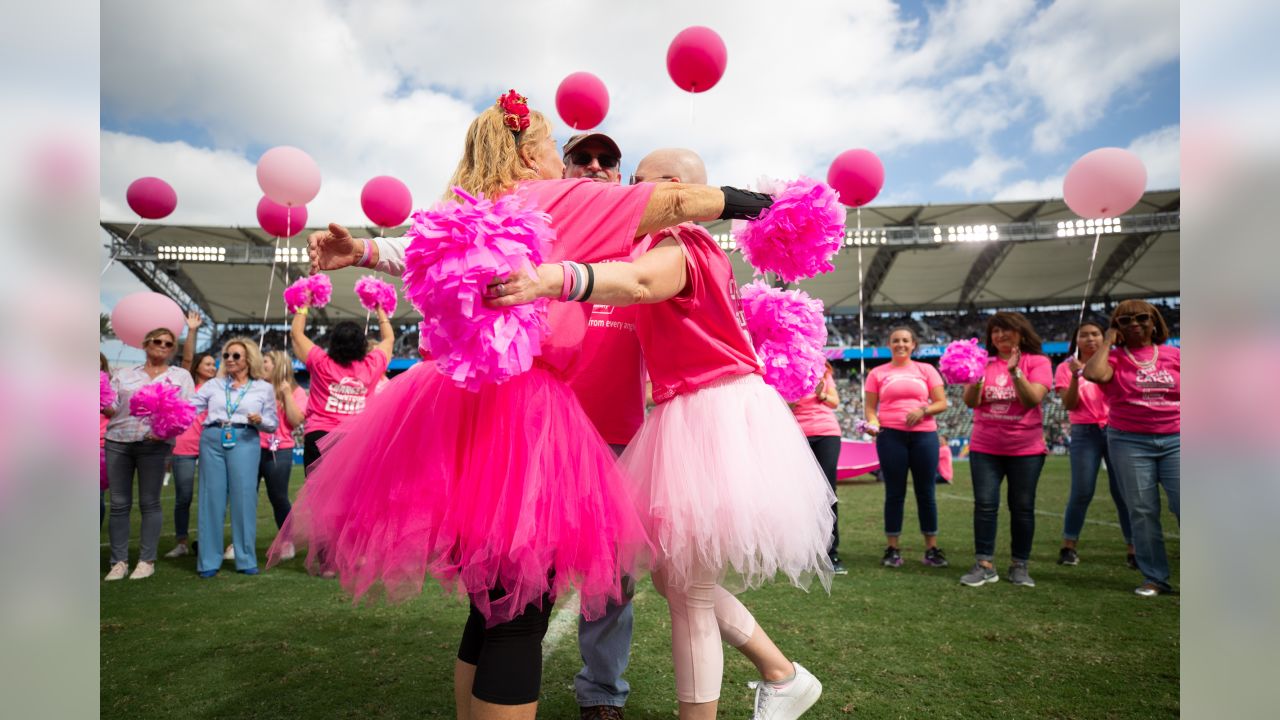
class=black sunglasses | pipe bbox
[1114,313,1152,327]
[222,352,243,361]
[149,338,175,348]
[569,151,619,169]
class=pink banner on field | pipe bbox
[837,439,880,481]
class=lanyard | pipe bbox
[223,378,252,424]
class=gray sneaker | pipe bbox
[1008,562,1035,587]
[959,562,998,587]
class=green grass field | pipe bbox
[100,456,1179,719]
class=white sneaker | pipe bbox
[104,562,129,581]
[224,545,235,560]
[164,543,190,558]
[752,662,822,719]
[278,541,296,561]
[129,561,155,580]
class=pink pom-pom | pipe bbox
[354,276,398,315]
[854,418,876,435]
[733,177,846,283]
[283,274,333,313]
[938,338,989,384]
[738,280,828,402]
[402,188,554,392]
[128,381,196,440]
[100,371,115,411]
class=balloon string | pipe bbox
[260,235,281,348]
[1077,228,1103,331]
[856,206,865,384]
[101,219,142,276]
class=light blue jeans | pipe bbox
[575,443,634,708]
[197,426,262,573]
[1107,428,1180,589]
[1062,424,1132,544]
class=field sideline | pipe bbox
[101,456,1179,719]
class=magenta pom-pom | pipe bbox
[402,188,554,392]
[284,274,333,313]
[100,371,115,411]
[354,276,398,315]
[734,177,846,283]
[128,381,196,440]
[938,338,989,384]
[738,280,828,402]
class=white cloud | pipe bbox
[939,151,1023,195]
[991,123,1181,201]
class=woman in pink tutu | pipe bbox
[286,93,778,719]
[490,150,834,720]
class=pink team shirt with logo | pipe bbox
[1101,344,1180,434]
[865,361,945,432]
[172,381,207,456]
[304,347,389,433]
[261,386,308,450]
[637,225,761,404]
[791,375,842,437]
[969,353,1053,456]
[1054,361,1109,426]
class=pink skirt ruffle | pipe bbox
[620,373,835,594]
[268,361,651,626]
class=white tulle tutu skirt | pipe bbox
[620,373,835,594]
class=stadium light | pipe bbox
[157,245,227,262]
[943,224,999,243]
[275,246,308,263]
[845,229,886,247]
[1056,217,1121,238]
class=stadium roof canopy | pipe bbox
[102,189,1178,325]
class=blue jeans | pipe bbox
[197,426,262,573]
[575,443,634,708]
[1107,429,1180,589]
[969,451,1045,562]
[171,454,197,540]
[1062,424,1132,544]
[876,428,940,537]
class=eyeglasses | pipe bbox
[1114,313,1153,327]
[149,339,175,348]
[222,352,243,361]
[568,151,619,169]
[629,175,676,185]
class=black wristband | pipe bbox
[580,263,595,302]
[718,186,774,220]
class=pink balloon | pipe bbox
[257,196,308,238]
[667,26,728,93]
[555,72,610,130]
[1063,148,1147,219]
[360,176,413,228]
[126,177,177,220]
[256,146,321,207]
[110,291,185,349]
[827,149,885,207]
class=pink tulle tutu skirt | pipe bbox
[268,361,651,626]
[620,373,835,594]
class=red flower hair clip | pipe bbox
[497,89,531,134]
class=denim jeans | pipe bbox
[258,448,294,530]
[197,426,262,573]
[106,439,172,564]
[807,435,842,558]
[1062,424,1132,544]
[969,451,1045,562]
[171,454,197,540]
[876,428,940,537]
[1107,428,1180,589]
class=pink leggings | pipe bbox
[652,565,758,703]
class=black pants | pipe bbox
[257,448,293,529]
[457,587,555,705]
[302,431,329,476]
[807,435,841,560]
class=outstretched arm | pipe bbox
[486,237,688,308]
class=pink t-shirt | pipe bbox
[261,386,308,450]
[969,353,1054,456]
[638,225,762,404]
[791,375,842,437]
[172,381,207,456]
[519,179,656,264]
[1054,361,1109,426]
[304,347,389,433]
[1101,344,1180,434]
[864,361,945,432]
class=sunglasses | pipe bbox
[148,338,175,348]
[222,352,243,361]
[568,151,619,169]
[1114,313,1153,327]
